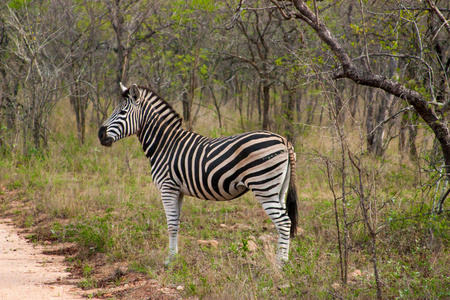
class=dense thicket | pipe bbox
[0,0,448,155]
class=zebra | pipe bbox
[98,84,299,267]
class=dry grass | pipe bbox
[0,98,449,299]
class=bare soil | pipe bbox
[0,218,83,300]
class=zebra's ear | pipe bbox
[129,84,140,103]
[119,82,127,92]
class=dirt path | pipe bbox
[0,219,83,300]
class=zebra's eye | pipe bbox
[119,109,128,115]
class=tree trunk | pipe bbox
[182,90,192,131]
[408,110,419,160]
[262,83,270,131]
[284,87,297,145]
[109,0,128,104]
[296,89,302,123]
[208,86,222,131]
[68,70,89,144]
[366,88,376,154]
[236,79,245,131]
[350,84,358,119]
[32,97,41,150]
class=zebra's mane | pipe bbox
[129,86,182,129]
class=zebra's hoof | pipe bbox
[276,257,289,269]
[164,255,176,267]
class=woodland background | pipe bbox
[0,0,450,299]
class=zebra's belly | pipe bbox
[179,179,249,201]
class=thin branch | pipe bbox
[377,209,450,233]
[385,7,450,12]
[224,53,261,74]
[426,0,450,35]
[326,160,345,284]
[368,106,413,137]
[269,0,294,20]
[313,0,319,27]
[436,187,450,214]
[326,289,344,300]
[319,0,343,13]
[358,0,372,73]
[242,6,279,11]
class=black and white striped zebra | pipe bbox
[98,84,299,267]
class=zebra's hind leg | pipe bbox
[161,188,184,266]
[257,196,292,268]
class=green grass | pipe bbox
[0,101,449,299]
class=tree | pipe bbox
[268,0,450,177]
[56,1,107,144]
[228,7,284,130]
[0,11,20,149]
[3,1,67,152]
[105,0,152,103]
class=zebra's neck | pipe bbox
[136,87,184,159]
[138,87,182,130]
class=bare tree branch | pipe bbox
[426,0,450,35]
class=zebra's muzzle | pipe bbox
[98,126,114,147]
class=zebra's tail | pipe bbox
[286,142,299,238]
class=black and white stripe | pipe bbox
[99,84,299,266]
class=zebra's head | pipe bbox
[98,84,142,147]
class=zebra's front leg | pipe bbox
[162,189,184,266]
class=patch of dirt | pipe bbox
[74,255,188,299]
[0,218,83,300]
[42,244,79,256]
[85,272,184,299]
